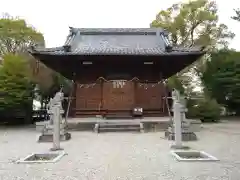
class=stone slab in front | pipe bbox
[16,151,66,164]
[171,150,219,162]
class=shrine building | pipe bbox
[29,28,205,119]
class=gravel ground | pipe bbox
[0,121,240,180]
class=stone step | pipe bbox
[99,122,140,127]
[99,127,141,132]
[105,114,133,119]
[94,122,144,133]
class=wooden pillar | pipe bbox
[100,78,104,116]
[70,82,77,117]
[70,81,77,117]
[159,73,164,114]
[69,72,77,118]
[134,79,137,109]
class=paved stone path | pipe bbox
[0,121,240,179]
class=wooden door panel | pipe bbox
[135,83,164,109]
[103,81,134,110]
[75,83,101,110]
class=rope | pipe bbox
[75,77,169,118]
[77,76,164,88]
[96,76,140,82]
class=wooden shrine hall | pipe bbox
[30,28,205,119]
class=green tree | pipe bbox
[0,53,34,123]
[151,0,234,49]
[232,9,240,21]
[200,50,240,114]
[0,14,70,108]
[151,0,234,94]
[36,72,73,108]
[0,14,48,94]
[0,13,44,55]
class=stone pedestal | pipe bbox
[37,122,71,142]
[38,132,71,142]
[36,90,72,148]
[165,121,198,141]
[166,131,197,141]
[165,91,200,142]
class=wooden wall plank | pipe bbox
[75,83,102,110]
[103,81,134,110]
[135,82,164,110]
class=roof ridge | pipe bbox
[68,27,165,34]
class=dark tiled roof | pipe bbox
[30,28,204,56]
[32,46,203,56]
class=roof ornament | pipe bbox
[63,45,71,52]
[200,46,206,51]
[30,45,36,52]
[160,32,172,52]
[69,26,77,35]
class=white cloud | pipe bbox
[0,0,240,49]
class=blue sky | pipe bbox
[1,0,240,49]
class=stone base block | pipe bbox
[140,123,145,133]
[43,129,67,135]
[38,132,71,143]
[94,123,99,133]
[165,131,197,141]
[36,121,48,132]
